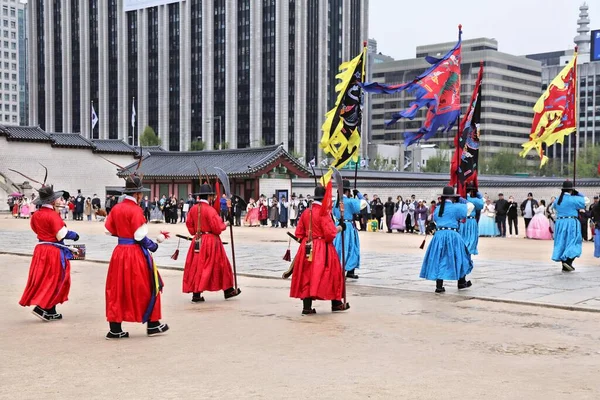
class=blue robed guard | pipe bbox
[333,180,363,279]
[552,181,588,272]
[459,182,484,256]
[420,186,475,293]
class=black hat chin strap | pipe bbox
[439,197,447,217]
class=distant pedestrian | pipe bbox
[507,196,519,237]
[384,196,395,233]
[495,193,509,237]
[520,192,539,237]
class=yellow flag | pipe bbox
[320,47,366,182]
[520,52,577,167]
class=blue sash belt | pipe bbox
[117,237,163,323]
[38,240,73,271]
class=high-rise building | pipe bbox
[17,0,26,125]
[527,3,600,171]
[370,38,541,166]
[27,0,368,161]
[0,0,25,126]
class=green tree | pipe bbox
[140,126,160,146]
[565,145,600,178]
[482,150,526,175]
[422,148,450,173]
[190,140,205,151]
[214,141,230,150]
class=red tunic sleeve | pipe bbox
[49,210,66,236]
[322,214,338,243]
[208,208,227,234]
[105,209,116,236]
[186,205,197,235]
[295,211,307,240]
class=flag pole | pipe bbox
[573,47,578,186]
[453,24,463,196]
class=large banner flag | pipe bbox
[362,26,462,147]
[520,50,577,167]
[450,62,483,197]
[320,46,366,183]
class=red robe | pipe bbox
[19,206,71,309]
[183,200,234,293]
[105,198,162,323]
[289,202,344,300]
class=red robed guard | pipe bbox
[183,182,241,302]
[290,185,350,314]
[18,178,80,321]
[104,175,168,340]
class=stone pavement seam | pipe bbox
[3,251,600,314]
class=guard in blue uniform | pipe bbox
[333,180,363,279]
[552,181,588,272]
[420,186,475,293]
[459,182,484,256]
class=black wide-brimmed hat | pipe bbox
[291,193,296,198]
[561,180,575,191]
[298,194,304,199]
[342,179,351,190]
[439,186,460,198]
[121,175,150,194]
[193,183,214,196]
[33,185,65,205]
[313,186,326,201]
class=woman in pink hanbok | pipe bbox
[526,200,552,240]
[20,198,31,219]
[245,198,260,227]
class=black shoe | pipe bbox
[331,302,350,312]
[435,287,446,293]
[346,273,359,279]
[302,308,317,315]
[562,262,575,272]
[458,280,473,290]
[32,306,51,322]
[105,331,130,340]
[191,295,205,303]
[147,323,169,337]
[47,313,63,321]
[224,288,241,299]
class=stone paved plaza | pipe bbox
[2,217,600,311]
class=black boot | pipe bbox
[224,287,241,299]
[106,322,129,340]
[346,268,359,279]
[457,276,472,290]
[302,298,316,315]
[191,292,205,303]
[435,279,445,293]
[562,258,575,272]
[147,320,169,337]
[331,300,350,312]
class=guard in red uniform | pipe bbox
[290,186,350,314]
[19,185,79,321]
[104,176,168,340]
[183,183,241,302]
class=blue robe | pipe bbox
[552,193,585,262]
[459,194,484,255]
[333,194,362,271]
[420,201,473,281]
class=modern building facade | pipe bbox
[527,3,600,171]
[0,0,25,126]
[369,37,542,168]
[27,0,368,161]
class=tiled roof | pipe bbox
[91,139,137,154]
[48,133,94,148]
[137,146,166,156]
[0,125,52,142]
[118,144,310,178]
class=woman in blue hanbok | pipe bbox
[420,186,474,293]
[478,199,500,237]
[552,181,588,271]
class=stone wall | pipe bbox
[0,137,136,211]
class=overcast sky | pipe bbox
[369,0,600,60]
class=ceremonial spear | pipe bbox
[214,167,238,291]
[331,167,347,306]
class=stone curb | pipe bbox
[2,251,599,314]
